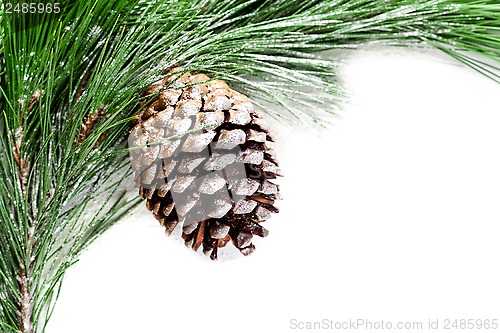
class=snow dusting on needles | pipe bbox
[88,26,103,39]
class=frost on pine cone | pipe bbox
[129,68,281,260]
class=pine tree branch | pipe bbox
[0,1,498,332]
[16,221,35,333]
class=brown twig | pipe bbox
[73,67,93,104]
[26,89,41,114]
[16,216,37,333]
[75,105,109,151]
[78,105,104,144]
[13,90,41,333]
[16,262,34,333]
[13,128,30,195]
[13,90,41,195]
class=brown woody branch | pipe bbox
[73,67,93,104]
[77,104,107,146]
[13,89,41,333]
[16,261,34,333]
[26,89,41,114]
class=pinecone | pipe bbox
[129,68,281,260]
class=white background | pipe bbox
[49,47,500,333]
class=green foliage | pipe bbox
[0,0,498,332]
